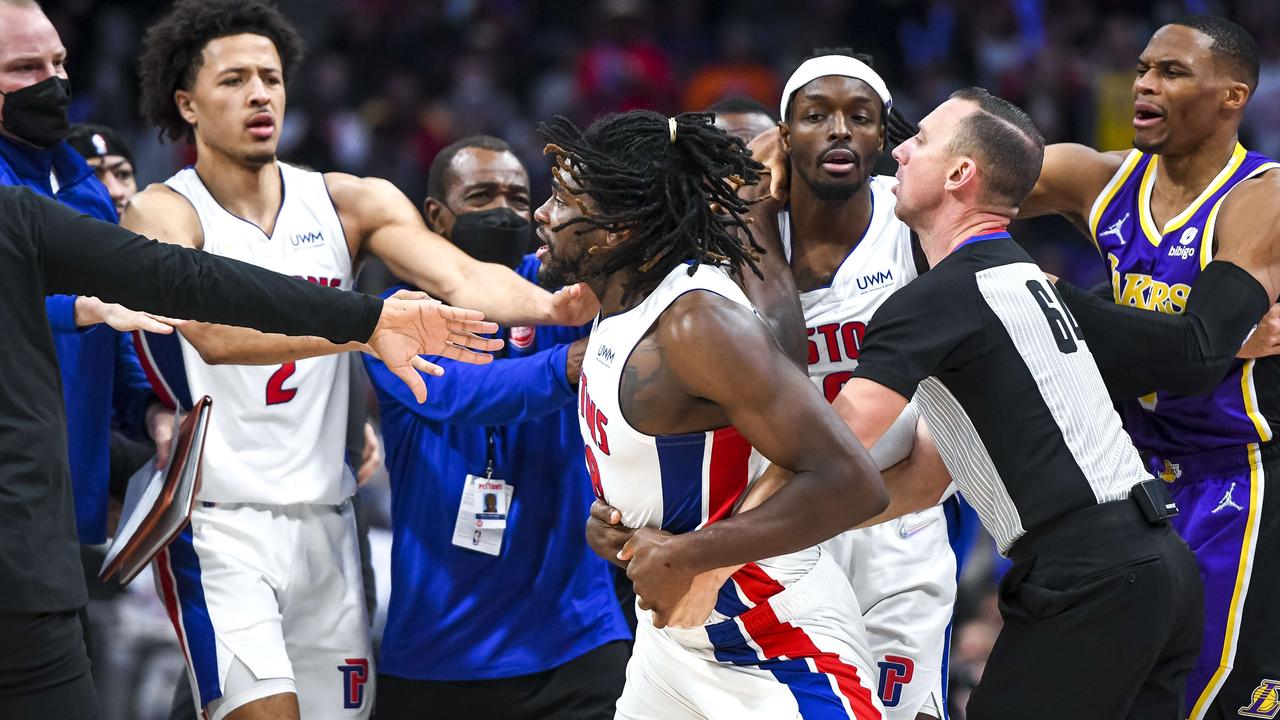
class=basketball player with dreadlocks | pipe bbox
[535,109,889,719]
[590,52,958,719]
[1018,16,1280,718]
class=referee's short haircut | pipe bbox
[947,87,1045,208]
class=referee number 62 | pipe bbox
[1025,279,1082,354]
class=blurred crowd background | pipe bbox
[43,0,1278,718]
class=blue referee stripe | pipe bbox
[166,526,222,707]
[655,432,706,534]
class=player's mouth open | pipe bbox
[1133,102,1165,128]
[247,114,275,138]
[820,148,858,175]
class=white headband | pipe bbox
[780,55,893,120]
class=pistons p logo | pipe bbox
[877,655,915,708]
[338,658,369,709]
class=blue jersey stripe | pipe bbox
[138,329,194,411]
[655,432,707,534]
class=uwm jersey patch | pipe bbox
[135,162,356,506]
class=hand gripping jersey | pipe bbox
[1088,144,1280,457]
[136,162,355,505]
[579,261,817,618]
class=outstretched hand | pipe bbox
[76,296,183,334]
[745,126,789,208]
[548,282,600,326]
[365,291,503,402]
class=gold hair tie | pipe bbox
[669,117,677,144]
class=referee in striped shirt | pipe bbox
[830,88,1203,719]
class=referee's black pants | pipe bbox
[0,609,100,720]
[967,499,1203,720]
[374,640,629,720]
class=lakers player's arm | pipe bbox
[1019,144,1126,228]
[1054,173,1280,398]
[620,294,887,615]
[121,185,364,365]
[328,173,597,327]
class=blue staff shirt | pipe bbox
[365,256,630,681]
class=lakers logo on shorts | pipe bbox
[1239,679,1280,718]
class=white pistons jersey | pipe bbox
[781,175,917,405]
[136,162,355,505]
[579,262,817,620]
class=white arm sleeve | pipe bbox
[868,399,920,470]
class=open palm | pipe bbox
[366,292,503,402]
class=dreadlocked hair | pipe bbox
[538,110,764,302]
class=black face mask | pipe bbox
[448,207,531,269]
[0,76,71,149]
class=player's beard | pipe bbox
[244,149,277,167]
[794,162,866,202]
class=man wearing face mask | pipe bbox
[364,136,631,720]
[0,4,173,562]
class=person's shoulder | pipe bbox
[122,183,200,240]
[323,172,400,207]
[126,182,195,217]
[657,286,765,349]
[1217,168,1280,236]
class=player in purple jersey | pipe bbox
[1020,15,1280,719]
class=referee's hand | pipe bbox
[364,291,502,403]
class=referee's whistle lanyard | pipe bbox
[954,229,1011,251]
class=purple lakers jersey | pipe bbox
[1087,143,1280,457]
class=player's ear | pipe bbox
[175,90,197,127]
[779,122,792,153]
[1223,80,1250,112]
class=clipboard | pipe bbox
[99,395,212,585]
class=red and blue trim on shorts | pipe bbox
[155,525,222,713]
[706,565,881,719]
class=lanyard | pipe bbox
[484,426,497,479]
[955,229,1011,251]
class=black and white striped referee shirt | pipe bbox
[853,231,1152,554]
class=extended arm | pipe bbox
[1056,262,1268,397]
[121,186,363,364]
[332,174,596,327]
[365,337,583,426]
[1018,143,1126,225]
[27,188,500,402]
[628,296,886,584]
